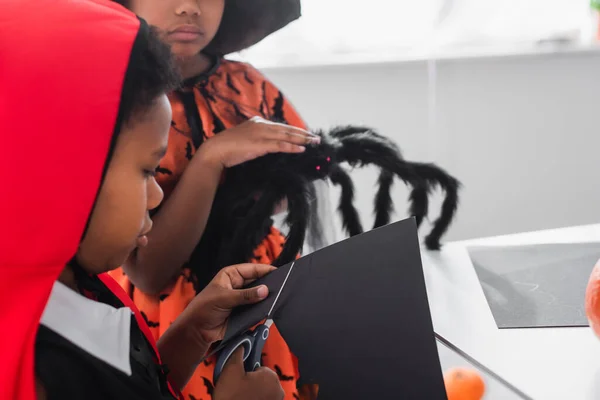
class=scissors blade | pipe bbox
[266,261,295,319]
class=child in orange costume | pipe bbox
[109,0,320,399]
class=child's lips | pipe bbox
[136,235,149,248]
[137,224,151,248]
[169,25,204,42]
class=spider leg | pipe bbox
[329,165,363,236]
[329,125,380,138]
[374,165,430,230]
[329,126,398,150]
[372,169,394,228]
[330,126,461,249]
[406,162,461,250]
[407,178,430,229]
[187,187,262,292]
[305,182,327,251]
[219,175,311,269]
[217,189,286,269]
[371,168,429,230]
[330,126,403,159]
[333,129,431,231]
[272,176,312,266]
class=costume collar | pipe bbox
[40,281,133,376]
[182,55,223,88]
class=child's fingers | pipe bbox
[221,347,246,378]
[252,116,316,137]
[264,140,306,154]
[247,367,284,396]
[215,282,269,308]
[246,117,319,145]
[275,125,321,143]
[272,123,317,137]
[221,263,276,288]
[265,128,320,146]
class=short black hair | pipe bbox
[102,20,179,179]
[116,21,180,130]
[111,0,129,9]
[82,20,179,243]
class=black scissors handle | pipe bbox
[213,334,253,383]
[213,324,271,384]
[244,324,269,372]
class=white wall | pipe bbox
[262,50,600,243]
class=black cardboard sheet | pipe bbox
[468,242,600,329]
[222,218,447,399]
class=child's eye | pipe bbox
[144,168,157,178]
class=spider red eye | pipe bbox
[326,157,331,162]
[316,165,321,171]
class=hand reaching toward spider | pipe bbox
[198,116,321,169]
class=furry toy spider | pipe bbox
[188,125,461,291]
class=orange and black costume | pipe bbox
[110,2,318,398]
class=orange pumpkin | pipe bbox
[585,258,600,338]
[443,367,486,400]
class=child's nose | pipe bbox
[175,0,201,16]
[148,179,164,211]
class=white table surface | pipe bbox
[421,224,600,400]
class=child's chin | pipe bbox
[123,246,139,267]
[171,43,205,60]
[130,246,140,260]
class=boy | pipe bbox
[109,1,321,398]
[0,1,303,398]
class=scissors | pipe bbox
[213,261,296,384]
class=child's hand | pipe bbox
[157,264,275,391]
[198,116,320,169]
[214,347,284,400]
[183,263,275,345]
